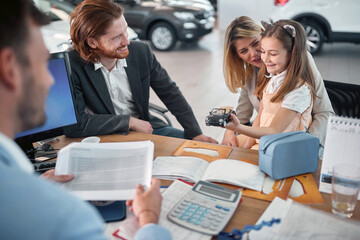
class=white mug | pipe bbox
[81,136,100,143]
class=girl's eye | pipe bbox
[239,49,247,54]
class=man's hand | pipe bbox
[221,130,238,147]
[129,117,153,134]
[193,134,218,144]
[126,178,162,227]
[40,169,74,183]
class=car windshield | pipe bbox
[34,0,74,22]
[211,109,225,115]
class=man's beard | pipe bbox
[96,42,129,59]
[17,68,47,132]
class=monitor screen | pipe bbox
[15,51,77,160]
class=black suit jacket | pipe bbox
[64,41,202,139]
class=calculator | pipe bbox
[168,180,242,235]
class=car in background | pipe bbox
[65,0,215,51]
[35,0,138,53]
[120,0,215,51]
[270,0,360,55]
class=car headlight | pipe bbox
[174,12,195,21]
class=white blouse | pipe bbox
[266,70,311,114]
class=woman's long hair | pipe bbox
[223,16,263,93]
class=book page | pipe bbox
[55,141,154,200]
[201,159,265,191]
[152,156,209,182]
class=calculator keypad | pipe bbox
[170,198,232,234]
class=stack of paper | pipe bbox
[55,141,154,200]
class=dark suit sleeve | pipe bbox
[145,44,202,139]
[63,51,130,138]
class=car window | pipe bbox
[211,109,225,115]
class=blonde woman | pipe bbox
[222,16,333,150]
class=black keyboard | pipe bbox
[33,160,57,173]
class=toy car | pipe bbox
[205,107,235,127]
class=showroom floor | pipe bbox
[148,28,360,142]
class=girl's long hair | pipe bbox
[255,19,316,102]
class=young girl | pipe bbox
[225,19,317,149]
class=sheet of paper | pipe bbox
[112,180,211,240]
[276,202,360,240]
[55,141,154,200]
[319,116,360,199]
[152,156,209,182]
[159,180,211,240]
[201,159,265,191]
[250,197,360,240]
[249,197,292,240]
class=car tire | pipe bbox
[299,20,324,55]
[149,22,177,51]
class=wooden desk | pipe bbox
[53,132,360,234]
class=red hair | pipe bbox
[70,0,124,63]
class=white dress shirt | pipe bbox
[95,59,140,118]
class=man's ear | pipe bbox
[86,37,98,49]
[0,48,19,91]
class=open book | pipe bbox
[152,156,265,191]
[55,141,154,200]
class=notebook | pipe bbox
[319,116,360,199]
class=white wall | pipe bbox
[218,0,276,31]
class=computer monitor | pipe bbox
[15,51,78,161]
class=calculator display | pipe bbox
[199,185,232,199]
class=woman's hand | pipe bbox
[221,130,238,146]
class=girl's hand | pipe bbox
[225,114,241,133]
[221,130,238,147]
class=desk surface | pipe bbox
[53,132,360,234]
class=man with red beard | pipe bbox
[65,0,217,144]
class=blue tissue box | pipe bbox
[258,131,319,180]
